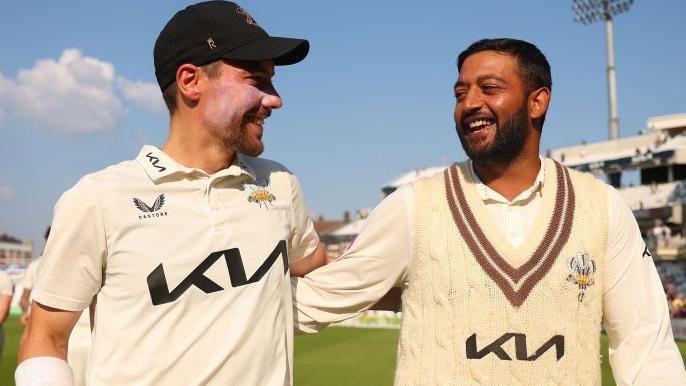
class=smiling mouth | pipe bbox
[463,117,496,134]
[245,116,266,127]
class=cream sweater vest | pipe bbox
[395,159,608,386]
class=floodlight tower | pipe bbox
[572,0,634,140]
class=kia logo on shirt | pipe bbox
[146,152,166,172]
[466,333,564,361]
[146,240,288,305]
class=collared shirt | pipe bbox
[34,145,319,386]
[294,159,686,385]
[469,157,545,248]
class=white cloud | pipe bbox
[0,186,14,200]
[6,49,125,133]
[116,77,166,115]
[0,49,163,134]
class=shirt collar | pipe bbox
[468,156,546,204]
[136,145,257,183]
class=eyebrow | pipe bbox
[454,74,507,89]
[233,60,275,77]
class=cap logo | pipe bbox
[235,6,256,25]
[207,37,217,50]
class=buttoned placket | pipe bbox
[207,174,229,228]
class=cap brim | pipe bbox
[221,36,309,65]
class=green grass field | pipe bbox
[1,315,685,385]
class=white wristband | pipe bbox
[15,357,74,386]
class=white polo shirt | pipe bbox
[34,145,319,386]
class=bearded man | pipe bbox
[292,38,686,385]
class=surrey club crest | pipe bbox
[246,179,276,209]
[566,251,596,303]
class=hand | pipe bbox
[20,312,30,326]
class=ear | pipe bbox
[528,86,550,121]
[176,64,202,102]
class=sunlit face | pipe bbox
[200,60,282,156]
[453,51,531,164]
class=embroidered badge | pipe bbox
[566,252,596,303]
[246,179,275,209]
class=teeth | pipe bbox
[248,116,265,125]
[468,119,492,129]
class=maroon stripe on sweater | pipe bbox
[444,161,575,307]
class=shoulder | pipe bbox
[240,155,291,176]
[240,155,297,186]
[552,160,609,194]
[81,159,145,187]
[56,159,142,209]
[412,165,452,188]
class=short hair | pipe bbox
[457,38,552,129]
[457,38,552,94]
[162,60,224,115]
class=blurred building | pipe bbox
[0,233,33,267]
[551,112,686,260]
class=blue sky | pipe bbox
[1,0,685,251]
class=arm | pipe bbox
[602,187,686,385]
[20,302,81,361]
[289,243,327,277]
[16,177,105,385]
[292,186,412,332]
[16,302,79,386]
[369,287,402,312]
[0,294,11,325]
[20,289,31,314]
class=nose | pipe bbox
[262,87,283,110]
[462,88,483,113]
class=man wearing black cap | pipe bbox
[17,2,325,385]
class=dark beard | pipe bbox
[457,104,529,165]
[227,124,264,157]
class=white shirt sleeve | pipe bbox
[602,186,686,385]
[23,260,39,290]
[0,271,13,296]
[286,173,319,262]
[32,177,106,311]
[292,185,413,333]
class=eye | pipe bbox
[454,89,466,101]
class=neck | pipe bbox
[472,152,541,201]
[162,114,236,174]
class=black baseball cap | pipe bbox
[154,1,309,91]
